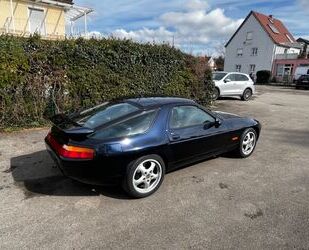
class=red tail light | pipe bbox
[46,132,94,160]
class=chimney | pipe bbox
[269,15,273,19]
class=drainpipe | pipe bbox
[84,11,87,38]
[70,21,73,37]
[10,0,15,32]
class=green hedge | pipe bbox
[0,34,214,130]
[256,70,271,84]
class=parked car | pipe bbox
[296,75,309,89]
[212,72,255,101]
[294,66,309,81]
[45,97,261,198]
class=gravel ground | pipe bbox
[0,86,308,249]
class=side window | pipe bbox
[92,110,157,139]
[226,74,237,81]
[170,106,215,129]
[236,74,249,81]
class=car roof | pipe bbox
[213,71,249,76]
[125,97,195,108]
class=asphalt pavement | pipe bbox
[0,85,308,249]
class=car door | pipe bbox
[235,74,250,94]
[221,74,238,95]
[167,105,228,166]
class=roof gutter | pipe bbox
[35,0,73,8]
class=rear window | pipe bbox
[236,74,249,81]
[91,110,157,140]
[74,103,139,129]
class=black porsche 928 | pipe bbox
[45,97,261,198]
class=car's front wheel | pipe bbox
[123,155,165,198]
[236,128,257,158]
[213,88,220,100]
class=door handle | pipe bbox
[170,133,180,140]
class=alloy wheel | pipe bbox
[244,89,252,100]
[242,131,256,155]
[213,88,219,100]
[132,159,162,194]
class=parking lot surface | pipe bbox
[0,86,308,249]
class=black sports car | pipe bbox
[45,97,261,198]
[296,75,309,89]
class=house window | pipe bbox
[268,23,279,34]
[236,65,241,72]
[237,48,243,57]
[251,48,258,56]
[285,34,293,43]
[276,65,284,76]
[246,32,253,40]
[249,64,256,73]
[28,8,46,35]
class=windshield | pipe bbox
[213,72,227,81]
[72,102,140,129]
[300,75,309,80]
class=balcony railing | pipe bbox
[0,17,67,40]
[275,53,299,60]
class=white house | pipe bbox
[206,56,216,70]
[224,11,301,76]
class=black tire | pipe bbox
[213,88,220,100]
[242,88,252,101]
[235,128,257,158]
[123,155,165,198]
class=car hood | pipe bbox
[213,111,241,119]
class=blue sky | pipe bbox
[74,0,309,55]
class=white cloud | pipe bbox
[95,0,243,55]
[111,27,174,43]
[185,0,209,11]
[298,0,309,11]
[300,35,309,40]
[88,31,105,39]
[160,8,242,40]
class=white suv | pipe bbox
[212,72,255,101]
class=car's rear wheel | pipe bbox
[123,155,165,198]
[236,128,257,158]
[242,88,252,101]
[213,88,219,100]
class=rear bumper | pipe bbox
[45,141,123,186]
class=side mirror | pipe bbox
[224,78,231,83]
[214,118,221,128]
[203,118,221,129]
[203,121,215,129]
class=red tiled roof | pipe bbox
[225,11,296,47]
[252,11,296,44]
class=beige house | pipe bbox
[0,0,93,40]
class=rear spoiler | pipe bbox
[50,114,94,136]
